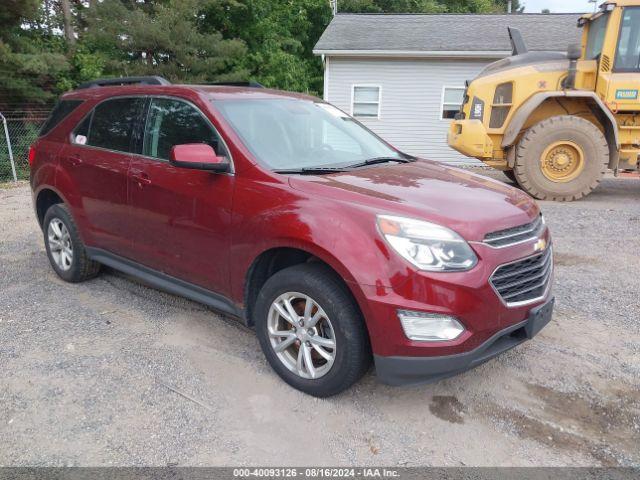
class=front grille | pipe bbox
[484,215,544,248]
[490,247,553,305]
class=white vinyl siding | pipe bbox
[324,57,489,165]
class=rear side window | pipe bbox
[39,100,84,137]
[86,97,145,153]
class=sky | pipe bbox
[522,0,599,13]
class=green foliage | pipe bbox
[82,0,248,83]
[0,0,39,32]
[0,0,522,103]
[199,0,332,93]
[339,0,509,13]
[493,0,525,13]
[0,121,40,181]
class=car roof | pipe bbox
[61,84,320,103]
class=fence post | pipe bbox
[0,113,18,183]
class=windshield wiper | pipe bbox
[274,166,349,175]
[343,156,413,168]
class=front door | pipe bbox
[127,97,235,296]
[606,6,640,108]
[58,96,145,257]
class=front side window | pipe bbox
[615,7,640,71]
[87,97,145,153]
[352,86,380,118]
[441,87,465,119]
[214,98,403,171]
[143,98,228,160]
[585,12,609,60]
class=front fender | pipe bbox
[502,91,620,168]
[228,177,412,305]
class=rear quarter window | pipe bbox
[39,100,84,137]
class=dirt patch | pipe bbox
[479,383,640,466]
[429,395,466,424]
[553,253,599,267]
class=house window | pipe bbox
[352,86,381,118]
[441,87,466,119]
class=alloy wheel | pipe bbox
[267,292,336,379]
[48,218,73,271]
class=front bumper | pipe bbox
[374,297,554,386]
[447,119,493,159]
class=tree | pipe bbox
[200,0,332,93]
[59,0,75,45]
[339,0,507,13]
[0,0,40,27]
[494,0,524,12]
[82,0,249,84]
[0,0,71,103]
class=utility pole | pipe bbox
[330,0,337,15]
[507,0,512,13]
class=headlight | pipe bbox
[377,215,477,271]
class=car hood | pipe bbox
[288,160,539,242]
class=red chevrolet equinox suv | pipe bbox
[30,76,554,397]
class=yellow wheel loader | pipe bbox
[448,1,640,201]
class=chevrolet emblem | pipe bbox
[534,238,547,252]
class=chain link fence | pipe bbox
[1,107,52,183]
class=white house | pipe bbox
[314,13,581,165]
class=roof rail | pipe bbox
[77,76,171,89]
[210,81,265,88]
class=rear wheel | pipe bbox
[43,204,100,282]
[513,115,608,201]
[254,263,371,397]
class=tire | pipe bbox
[254,263,371,397]
[513,115,608,201]
[503,169,518,184]
[43,203,100,283]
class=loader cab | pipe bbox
[580,2,640,110]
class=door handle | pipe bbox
[68,155,83,167]
[131,171,151,187]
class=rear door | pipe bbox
[126,96,235,296]
[58,96,145,257]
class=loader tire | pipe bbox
[513,115,608,201]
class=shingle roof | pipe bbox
[314,14,582,55]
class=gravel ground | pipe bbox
[0,173,638,467]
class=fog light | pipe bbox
[397,310,465,342]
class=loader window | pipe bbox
[615,8,640,71]
[585,12,609,60]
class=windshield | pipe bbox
[585,12,609,59]
[214,98,403,170]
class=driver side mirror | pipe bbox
[567,43,582,61]
[169,144,230,173]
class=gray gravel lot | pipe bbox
[0,173,639,467]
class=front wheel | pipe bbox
[254,263,371,397]
[513,115,608,201]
